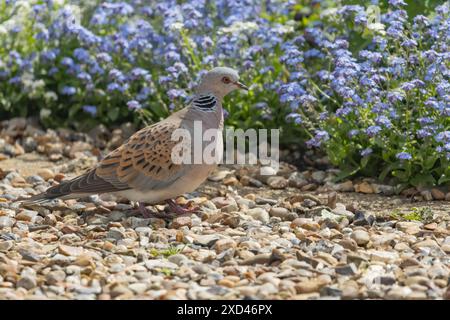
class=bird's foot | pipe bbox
[165,199,200,216]
[80,211,96,224]
[136,202,168,219]
[131,201,199,220]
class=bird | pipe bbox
[21,67,248,217]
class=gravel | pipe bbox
[0,118,449,300]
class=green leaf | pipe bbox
[379,163,397,181]
[422,155,438,170]
[410,173,436,188]
[438,174,450,185]
[332,167,361,183]
[392,169,409,181]
[360,156,369,168]
[109,107,120,121]
[68,105,81,118]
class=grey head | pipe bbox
[195,67,248,98]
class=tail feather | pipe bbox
[17,187,69,205]
[16,169,130,205]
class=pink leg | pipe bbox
[137,202,167,219]
[165,199,199,215]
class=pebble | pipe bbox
[266,176,288,189]
[221,214,240,228]
[371,184,395,195]
[208,170,232,182]
[341,285,359,299]
[332,203,355,220]
[259,166,277,176]
[58,245,84,257]
[0,240,14,251]
[221,203,239,213]
[245,208,270,224]
[210,197,233,208]
[412,239,440,250]
[352,211,375,226]
[351,230,370,246]
[170,216,192,229]
[26,175,45,185]
[254,197,277,205]
[110,285,133,298]
[430,188,445,200]
[37,169,55,181]
[320,209,343,223]
[0,216,15,228]
[335,263,358,276]
[214,239,237,253]
[17,276,37,290]
[269,207,297,221]
[192,264,210,274]
[377,276,396,285]
[311,171,326,183]
[291,218,320,231]
[333,180,354,192]
[288,172,309,188]
[441,244,450,254]
[295,279,327,294]
[420,190,433,201]
[223,176,239,186]
[194,234,221,247]
[168,254,188,266]
[241,254,271,265]
[396,221,422,235]
[385,286,412,299]
[327,192,337,209]
[44,214,57,226]
[339,239,358,251]
[15,210,38,222]
[145,260,178,270]
[240,176,264,187]
[399,258,420,268]
[46,270,66,285]
[320,286,342,297]
[11,175,29,188]
[19,250,41,262]
[107,228,125,241]
[354,182,374,194]
[128,283,147,294]
[369,250,399,263]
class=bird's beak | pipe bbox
[234,81,249,91]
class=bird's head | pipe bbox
[196,67,248,98]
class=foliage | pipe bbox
[150,245,185,258]
[0,0,301,132]
[390,207,434,223]
[280,0,450,188]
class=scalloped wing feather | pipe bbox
[95,121,186,191]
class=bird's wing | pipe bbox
[95,121,187,192]
[20,119,189,203]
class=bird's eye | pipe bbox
[222,77,231,84]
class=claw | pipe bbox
[137,202,167,219]
[165,199,199,216]
[133,200,199,220]
[80,210,95,223]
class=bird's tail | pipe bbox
[16,185,70,205]
[16,169,125,205]
[16,173,90,205]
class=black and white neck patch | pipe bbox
[192,94,217,111]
